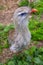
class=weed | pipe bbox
[0,24,14,52]
[29,18,43,41]
[4,46,43,65]
[18,0,29,6]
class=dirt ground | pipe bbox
[0,0,43,63]
[0,0,18,25]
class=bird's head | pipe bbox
[13,7,38,24]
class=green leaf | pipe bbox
[18,0,29,6]
[0,63,3,65]
[8,61,15,65]
[29,46,36,55]
[34,57,41,64]
[18,61,22,65]
[39,47,43,52]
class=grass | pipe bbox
[0,46,43,65]
[18,0,29,6]
[29,18,43,41]
[0,24,14,53]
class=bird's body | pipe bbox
[8,7,31,53]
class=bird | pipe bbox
[8,6,38,53]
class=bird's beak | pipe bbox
[31,8,38,13]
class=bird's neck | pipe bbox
[21,18,29,26]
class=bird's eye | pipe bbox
[18,12,27,16]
